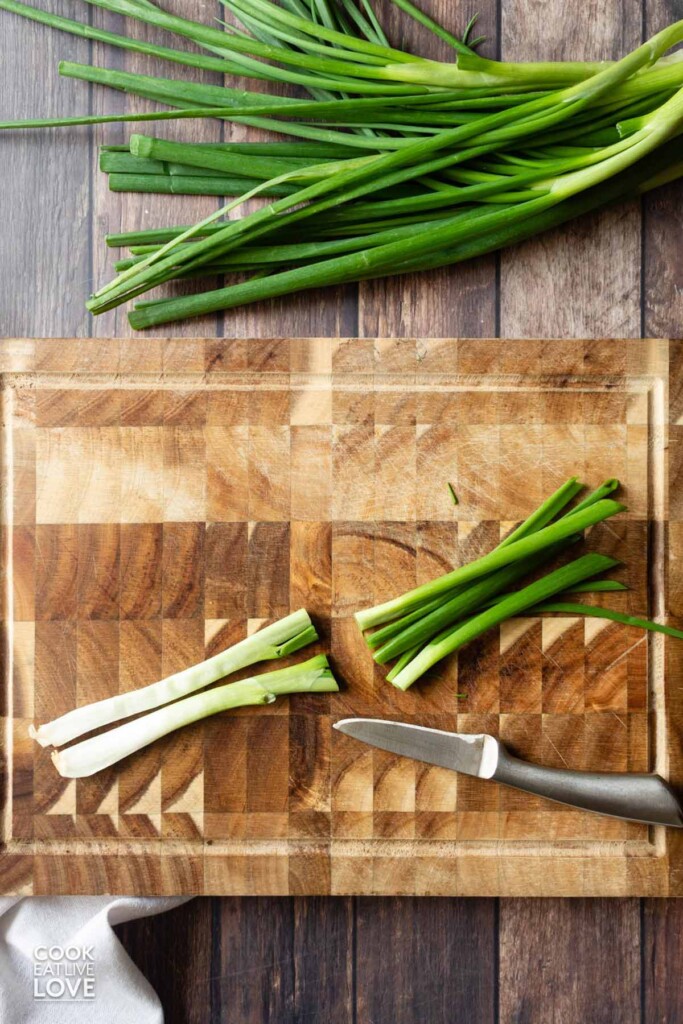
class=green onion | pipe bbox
[128,135,683,327]
[30,609,316,748]
[386,642,425,682]
[92,37,683,312]
[485,580,629,606]
[499,476,583,547]
[390,554,619,691]
[52,655,338,778]
[354,498,623,631]
[107,173,298,196]
[357,474,677,694]
[3,0,683,327]
[526,602,683,639]
[560,581,628,594]
[564,477,620,516]
[365,476,610,660]
[372,548,570,664]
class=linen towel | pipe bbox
[0,896,190,1023]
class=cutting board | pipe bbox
[1,336,680,896]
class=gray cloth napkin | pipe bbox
[0,897,190,1023]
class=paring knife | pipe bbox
[333,718,683,828]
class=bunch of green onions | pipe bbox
[2,0,683,328]
[31,610,339,777]
[356,479,683,691]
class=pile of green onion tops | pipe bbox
[355,478,683,691]
[2,0,683,328]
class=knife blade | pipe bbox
[333,718,683,828]
[334,718,500,778]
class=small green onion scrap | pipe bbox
[2,0,683,327]
[355,478,683,691]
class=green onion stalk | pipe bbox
[355,497,624,631]
[363,485,602,661]
[52,654,338,777]
[31,609,317,748]
[387,555,620,690]
[367,475,590,660]
[355,478,683,691]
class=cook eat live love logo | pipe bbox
[33,945,96,1001]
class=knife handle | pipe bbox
[493,745,683,828]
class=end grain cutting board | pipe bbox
[1,337,681,896]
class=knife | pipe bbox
[333,718,683,828]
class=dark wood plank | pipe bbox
[355,897,497,1023]
[214,897,296,1022]
[292,897,354,1023]
[211,896,354,1023]
[644,176,683,339]
[643,899,683,1023]
[115,898,214,1024]
[499,899,641,1024]
[0,0,91,336]
[642,0,683,338]
[118,896,354,1024]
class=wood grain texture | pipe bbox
[130,893,492,1024]
[0,336,676,896]
[217,898,296,1021]
[642,899,683,1022]
[0,0,90,337]
[211,896,353,1024]
[115,895,683,1023]
[643,0,683,339]
[499,899,641,1024]
[115,898,214,1024]
[356,897,496,1023]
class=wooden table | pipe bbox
[2,0,682,1019]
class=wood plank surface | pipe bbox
[499,899,642,1024]
[355,897,496,1023]
[211,896,354,1023]
[116,898,215,1024]
[643,0,683,339]
[0,0,91,337]
[1,1,682,1023]
[642,899,683,1022]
